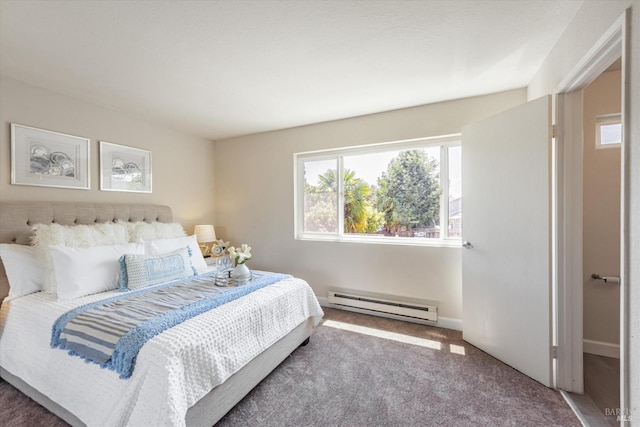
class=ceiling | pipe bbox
[0,0,583,140]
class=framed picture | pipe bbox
[100,141,152,193]
[11,123,90,190]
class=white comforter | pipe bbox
[0,277,323,426]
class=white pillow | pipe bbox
[32,223,129,294]
[120,221,186,242]
[49,243,144,300]
[119,247,195,291]
[143,235,208,274]
[0,244,45,300]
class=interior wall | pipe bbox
[529,0,638,415]
[582,70,621,352]
[213,89,526,324]
[628,2,640,417]
[0,76,216,232]
[527,0,631,99]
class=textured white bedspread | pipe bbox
[0,277,323,426]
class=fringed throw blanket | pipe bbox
[51,271,290,379]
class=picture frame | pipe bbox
[11,123,90,190]
[100,141,152,193]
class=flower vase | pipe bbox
[232,263,251,284]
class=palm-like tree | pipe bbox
[318,169,371,233]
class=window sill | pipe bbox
[295,234,462,248]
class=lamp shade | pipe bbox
[193,225,216,243]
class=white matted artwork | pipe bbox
[11,123,90,190]
[100,141,152,193]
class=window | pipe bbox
[295,135,461,246]
[595,114,622,149]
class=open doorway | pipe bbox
[554,10,629,426]
[581,60,621,426]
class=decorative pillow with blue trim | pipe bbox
[119,247,195,291]
[143,235,208,274]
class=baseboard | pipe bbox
[583,339,620,359]
[317,297,462,331]
[437,317,462,331]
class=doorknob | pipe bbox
[462,241,473,249]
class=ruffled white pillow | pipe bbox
[119,221,186,242]
[32,222,129,294]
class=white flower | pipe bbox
[227,243,252,265]
[215,239,230,248]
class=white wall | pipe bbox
[213,89,526,324]
[625,2,640,418]
[528,0,631,100]
[629,2,640,418]
[0,76,216,231]
[529,0,639,418]
[582,70,621,351]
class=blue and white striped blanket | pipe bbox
[51,271,290,379]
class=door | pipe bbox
[462,95,553,387]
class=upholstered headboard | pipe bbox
[0,202,174,300]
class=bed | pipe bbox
[0,201,324,426]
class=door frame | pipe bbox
[554,9,629,413]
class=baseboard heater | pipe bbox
[327,291,437,322]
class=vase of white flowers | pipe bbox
[228,244,252,280]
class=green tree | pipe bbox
[303,181,337,232]
[305,168,382,234]
[318,169,372,233]
[375,150,440,233]
[365,208,385,233]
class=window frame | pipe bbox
[595,114,622,149]
[294,134,462,247]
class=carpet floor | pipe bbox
[0,307,579,426]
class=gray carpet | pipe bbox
[0,307,579,426]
